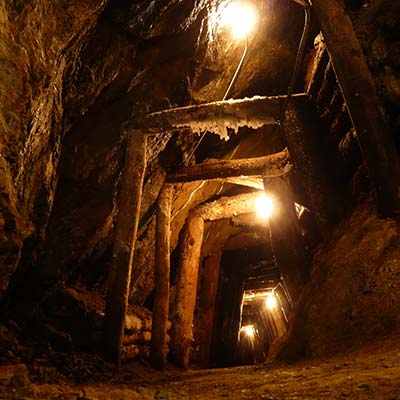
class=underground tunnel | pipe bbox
[1,0,400,398]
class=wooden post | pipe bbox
[211,251,245,367]
[104,131,146,365]
[171,214,204,368]
[197,252,222,368]
[283,98,337,239]
[312,0,400,216]
[264,177,308,301]
[150,184,173,370]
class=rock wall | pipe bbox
[0,0,106,294]
[274,200,400,360]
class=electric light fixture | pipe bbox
[220,1,258,40]
[255,193,274,219]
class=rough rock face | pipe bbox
[0,0,106,294]
[274,200,400,360]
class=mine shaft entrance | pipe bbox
[210,245,291,367]
[105,93,339,368]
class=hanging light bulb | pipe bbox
[255,193,274,219]
[220,2,258,39]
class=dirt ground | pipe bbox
[2,331,399,400]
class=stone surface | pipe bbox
[0,364,32,400]
[273,201,400,360]
[15,333,400,399]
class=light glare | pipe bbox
[255,194,274,219]
[220,2,258,39]
[265,295,277,310]
[241,324,255,337]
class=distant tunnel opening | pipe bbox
[208,245,292,368]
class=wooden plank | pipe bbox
[104,132,147,365]
[124,94,308,135]
[312,0,400,216]
[150,184,173,370]
[283,97,337,239]
[264,177,308,301]
[195,192,265,221]
[167,150,291,183]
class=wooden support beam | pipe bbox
[123,331,152,345]
[170,189,279,368]
[195,192,264,221]
[124,94,307,136]
[167,149,291,183]
[104,132,146,365]
[264,177,308,301]
[197,252,222,368]
[171,214,204,368]
[150,184,173,370]
[283,97,337,239]
[312,0,400,216]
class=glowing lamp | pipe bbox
[255,194,274,219]
[242,324,255,337]
[220,2,258,39]
[265,294,277,310]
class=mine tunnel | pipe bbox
[1,0,400,398]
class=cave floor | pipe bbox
[23,332,400,400]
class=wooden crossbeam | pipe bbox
[167,149,291,183]
[124,94,307,135]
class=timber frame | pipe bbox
[104,94,301,366]
[105,4,400,363]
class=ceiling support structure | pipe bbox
[169,192,268,368]
[170,214,205,368]
[104,132,147,366]
[110,90,332,368]
[283,97,337,239]
[264,177,308,301]
[166,149,291,183]
[124,95,304,135]
[312,0,400,216]
[150,184,173,370]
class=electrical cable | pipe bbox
[222,36,248,101]
[187,36,249,164]
[172,34,251,220]
[279,1,311,122]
